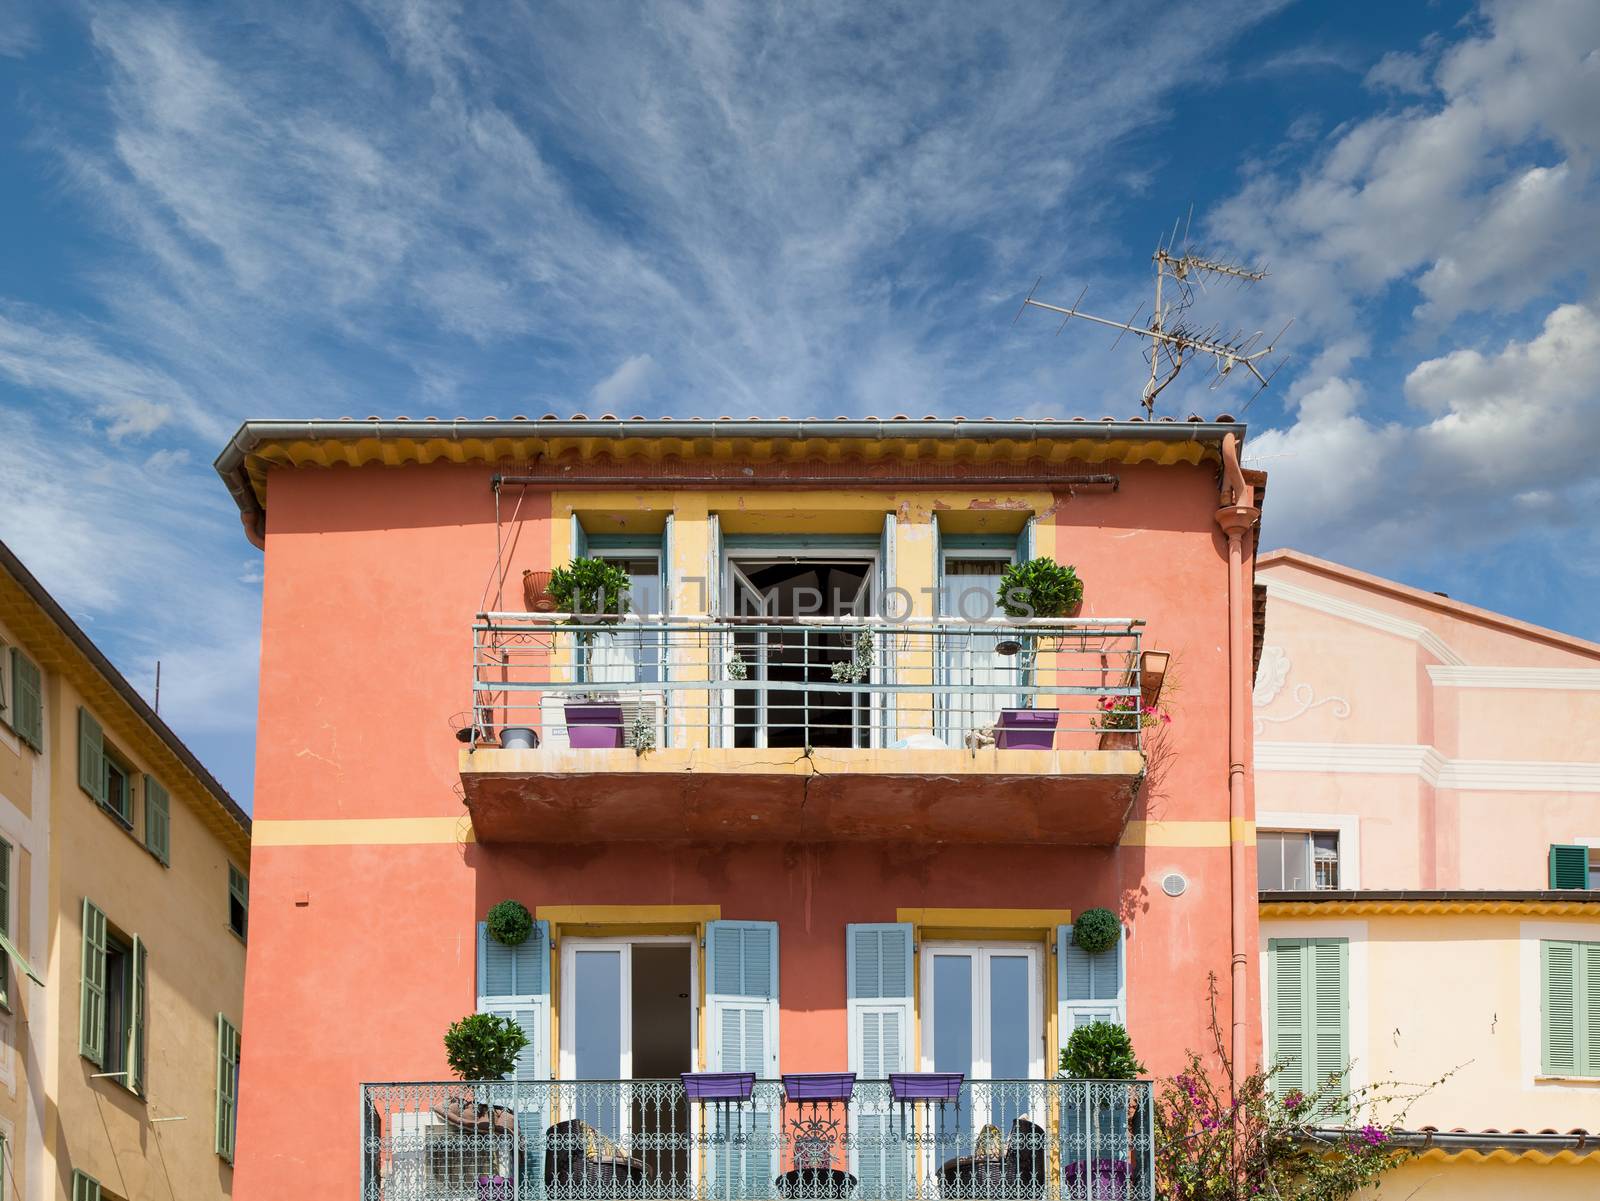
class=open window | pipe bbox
[1258,830,1341,891]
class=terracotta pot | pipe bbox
[522,570,556,612]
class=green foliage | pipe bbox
[547,557,632,621]
[1156,975,1438,1201]
[1072,908,1121,953]
[1060,1021,1145,1080]
[485,899,533,946]
[997,557,1083,619]
[629,708,656,756]
[443,1013,528,1081]
[726,651,749,681]
[830,630,876,684]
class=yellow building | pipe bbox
[0,539,249,1201]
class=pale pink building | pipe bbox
[1254,549,1600,1197]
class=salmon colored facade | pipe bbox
[1254,550,1600,1193]
[220,417,1266,1200]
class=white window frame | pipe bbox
[919,941,1045,1079]
[558,935,699,1082]
[1257,812,1361,890]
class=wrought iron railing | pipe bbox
[360,1078,1154,1200]
[469,616,1145,755]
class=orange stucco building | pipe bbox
[217,416,1265,1201]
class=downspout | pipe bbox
[1215,433,1259,1095]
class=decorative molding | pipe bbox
[1252,645,1290,707]
[1261,899,1600,917]
[1255,742,1600,793]
[1262,578,1465,665]
[1427,665,1600,691]
[1254,682,1351,736]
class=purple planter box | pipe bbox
[1063,1159,1131,1200]
[889,1072,964,1101]
[681,1071,755,1102]
[565,702,625,749]
[782,1072,856,1102]
[996,707,1059,750]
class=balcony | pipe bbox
[461,616,1155,845]
[361,1077,1155,1200]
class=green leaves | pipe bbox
[485,899,533,946]
[997,557,1083,619]
[547,557,633,620]
[1072,908,1121,953]
[1060,1020,1145,1080]
[444,1012,530,1081]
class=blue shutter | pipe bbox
[1057,924,1126,1033]
[706,921,779,1198]
[477,920,551,1081]
[1016,516,1036,564]
[848,924,913,1201]
[569,514,588,564]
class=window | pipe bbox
[143,777,170,865]
[103,752,133,828]
[1541,940,1599,1077]
[78,899,146,1094]
[1548,845,1593,890]
[1267,938,1348,1102]
[1259,831,1340,891]
[228,865,248,941]
[71,1171,100,1201]
[6,647,42,752]
[0,837,11,1010]
[78,709,136,829]
[215,1014,241,1161]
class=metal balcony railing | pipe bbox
[361,1078,1155,1200]
[469,615,1145,755]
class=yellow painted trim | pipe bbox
[251,816,473,846]
[897,908,1072,929]
[1121,820,1254,847]
[537,904,721,925]
[1414,1146,1600,1165]
[1260,899,1600,918]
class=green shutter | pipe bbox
[77,709,106,805]
[9,649,43,752]
[0,837,10,1009]
[229,865,249,939]
[79,899,107,1066]
[71,1170,101,1201]
[215,1013,241,1160]
[144,777,171,864]
[1549,845,1592,890]
[127,935,147,1095]
[1268,937,1348,1100]
[1541,940,1600,1077]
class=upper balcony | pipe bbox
[460,615,1161,846]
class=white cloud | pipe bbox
[591,354,657,411]
[1364,48,1434,96]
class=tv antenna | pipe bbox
[1016,213,1291,416]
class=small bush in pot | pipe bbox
[1060,1021,1145,1080]
[444,1013,529,1082]
[998,557,1083,620]
[485,899,533,947]
[1073,907,1122,954]
[547,557,632,622]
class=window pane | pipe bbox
[1312,834,1340,890]
[574,949,624,1138]
[988,955,1030,1079]
[930,954,972,1075]
[1258,833,1287,890]
[1281,834,1312,890]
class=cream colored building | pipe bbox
[1254,550,1600,1196]
[0,540,249,1201]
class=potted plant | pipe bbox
[435,1012,529,1141]
[1093,694,1170,750]
[829,630,875,685]
[1059,1021,1145,1201]
[548,557,633,747]
[1072,907,1121,955]
[522,569,556,612]
[994,558,1083,749]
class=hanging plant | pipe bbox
[997,557,1084,619]
[485,899,533,947]
[727,651,749,681]
[830,630,876,684]
[1073,908,1121,954]
[629,708,656,756]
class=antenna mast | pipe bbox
[1017,219,1291,416]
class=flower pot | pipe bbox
[889,1072,964,1101]
[1097,730,1139,750]
[996,708,1059,750]
[681,1071,755,1101]
[499,726,538,750]
[782,1072,856,1102]
[522,569,556,612]
[565,702,624,749]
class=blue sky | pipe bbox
[1,0,1597,807]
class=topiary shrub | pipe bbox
[1073,908,1121,954]
[444,1012,529,1081]
[486,899,533,946]
[547,557,632,620]
[1059,1020,1145,1080]
[997,557,1083,619]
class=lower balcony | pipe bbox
[361,1077,1155,1201]
[462,617,1159,846]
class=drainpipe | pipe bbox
[1215,434,1259,1095]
